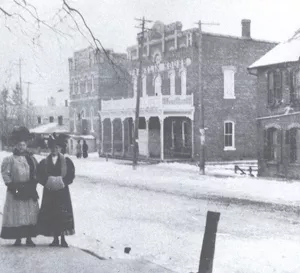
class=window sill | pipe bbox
[224,147,236,151]
[223,96,236,100]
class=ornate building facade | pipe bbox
[98,20,276,161]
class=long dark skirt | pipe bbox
[37,186,75,237]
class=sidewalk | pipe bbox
[0,244,175,273]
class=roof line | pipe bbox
[201,31,278,44]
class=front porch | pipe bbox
[99,94,195,161]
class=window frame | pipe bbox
[224,121,236,151]
[222,66,236,100]
[267,70,282,105]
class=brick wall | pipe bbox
[201,34,276,161]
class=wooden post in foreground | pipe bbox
[198,211,220,273]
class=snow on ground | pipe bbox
[58,152,300,208]
[0,151,300,273]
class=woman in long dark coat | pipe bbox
[37,133,75,247]
[1,126,39,246]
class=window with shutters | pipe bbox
[286,127,300,163]
[264,127,281,161]
[293,70,300,101]
[224,121,235,150]
[222,66,236,99]
[268,70,282,105]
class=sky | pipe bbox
[0,0,299,106]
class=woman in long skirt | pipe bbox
[1,126,39,246]
[37,133,75,247]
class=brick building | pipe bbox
[249,29,300,179]
[68,47,129,155]
[98,19,276,161]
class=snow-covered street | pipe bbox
[1,152,300,272]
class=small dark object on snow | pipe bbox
[124,247,131,254]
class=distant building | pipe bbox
[31,96,69,136]
[249,29,300,179]
[97,19,276,161]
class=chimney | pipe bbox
[241,19,251,39]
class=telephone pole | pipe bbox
[19,58,23,105]
[24,81,32,127]
[132,17,152,169]
[196,20,219,175]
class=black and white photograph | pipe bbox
[0,0,299,272]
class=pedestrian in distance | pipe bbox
[37,133,75,248]
[0,126,39,246]
[82,140,88,159]
[76,140,82,159]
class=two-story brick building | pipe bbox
[249,29,300,179]
[98,19,276,161]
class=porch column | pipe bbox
[160,117,164,161]
[146,117,149,158]
[191,118,194,158]
[122,118,125,157]
[111,119,114,156]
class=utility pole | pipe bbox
[196,20,219,175]
[132,17,152,170]
[19,58,23,105]
[24,81,32,127]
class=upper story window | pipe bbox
[72,80,76,95]
[267,70,282,105]
[37,116,42,124]
[91,75,95,92]
[292,70,300,101]
[85,77,88,93]
[49,116,54,123]
[222,66,236,99]
[224,121,236,151]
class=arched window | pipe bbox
[169,70,175,96]
[72,80,76,95]
[73,111,77,133]
[267,70,282,104]
[263,126,281,161]
[85,76,88,93]
[154,74,162,96]
[80,108,86,119]
[91,75,95,92]
[77,81,80,94]
[286,126,300,163]
[224,121,236,150]
[90,108,94,132]
[180,68,187,96]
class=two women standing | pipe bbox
[0,127,75,247]
[76,139,88,159]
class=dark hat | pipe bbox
[48,133,69,148]
[11,126,32,144]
